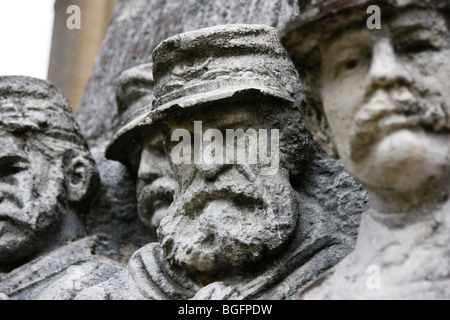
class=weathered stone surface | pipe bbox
[283,1,450,299]
[1,1,373,300]
[0,236,122,300]
[77,0,301,143]
[76,25,367,300]
[76,0,369,270]
[104,63,177,233]
[0,76,122,299]
[75,0,306,259]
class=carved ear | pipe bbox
[300,100,339,159]
[66,156,97,205]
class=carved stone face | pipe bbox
[0,131,64,262]
[158,104,299,276]
[135,132,176,231]
[319,9,450,197]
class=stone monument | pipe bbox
[105,63,177,232]
[282,0,450,299]
[76,24,366,300]
[73,0,304,258]
[0,76,122,300]
[72,0,367,269]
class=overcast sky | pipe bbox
[0,0,55,80]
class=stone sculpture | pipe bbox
[76,24,365,300]
[282,0,450,299]
[105,63,176,232]
[72,0,367,274]
[0,76,122,300]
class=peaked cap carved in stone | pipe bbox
[140,24,300,127]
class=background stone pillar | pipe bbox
[47,0,118,112]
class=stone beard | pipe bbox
[137,175,176,230]
[158,161,298,276]
[156,101,306,278]
[135,137,177,231]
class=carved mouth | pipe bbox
[180,188,266,218]
[350,98,450,161]
[138,177,176,212]
[138,187,174,207]
[378,113,423,132]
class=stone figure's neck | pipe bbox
[366,176,450,226]
[368,196,449,228]
[354,194,450,259]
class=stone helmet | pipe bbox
[0,75,86,144]
[105,63,159,172]
[139,24,301,128]
[282,0,450,72]
[0,75,99,213]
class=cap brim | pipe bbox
[282,0,449,63]
[139,85,295,127]
[105,111,154,165]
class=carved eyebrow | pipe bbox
[391,14,448,38]
[391,24,430,39]
[391,23,448,53]
[324,28,372,54]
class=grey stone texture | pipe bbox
[283,0,450,299]
[0,236,122,300]
[105,63,177,233]
[75,0,368,273]
[0,76,122,299]
[76,24,367,300]
[75,0,306,259]
[0,0,379,300]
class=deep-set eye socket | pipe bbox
[333,51,371,78]
[0,157,29,178]
[394,39,439,55]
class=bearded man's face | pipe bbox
[158,105,299,275]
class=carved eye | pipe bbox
[0,157,28,178]
[334,51,371,77]
[333,58,360,78]
[345,60,358,70]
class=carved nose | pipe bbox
[139,172,160,184]
[196,163,231,179]
[138,147,165,184]
[368,39,412,89]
